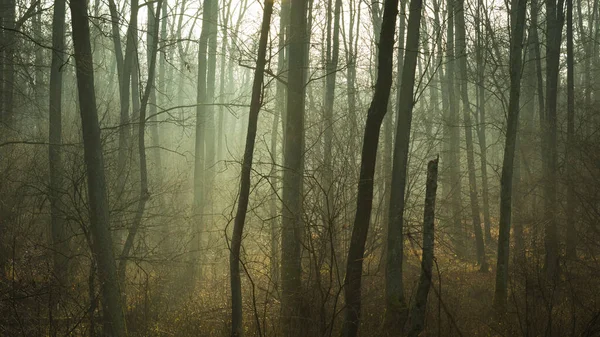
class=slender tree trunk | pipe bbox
[270,0,289,287]
[565,0,576,260]
[445,0,465,256]
[192,0,213,281]
[455,0,487,271]
[117,1,162,287]
[229,3,273,335]
[476,0,492,243]
[383,0,423,331]
[116,0,139,198]
[49,0,68,290]
[69,0,127,334]
[407,157,439,337]
[493,0,528,310]
[342,0,399,335]
[2,0,15,125]
[205,0,218,216]
[282,0,307,334]
[544,0,565,281]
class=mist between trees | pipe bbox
[0,0,598,335]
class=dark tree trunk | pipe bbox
[407,157,439,337]
[69,0,126,334]
[544,0,565,281]
[281,0,307,334]
[342,0,399,335]
[49,0,68,290]
[229,2,273,335]
[2,0,15,125]
[565,0,576,259]
[383,0,423,330]
[117,0,162,288]
[493,0,528,310]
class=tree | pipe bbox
[229,2,273,335]
[544,0,565,281]
[281,0,308,334]
[565,0,576,259]
[444,0,465,255]
[383,0,423,330]
[407,157,439,337]
[493,0,528,310]
[192,0,214,280]
[69,0,126,334]
[455,0,487,271]
[342,0,399,335]
[49,0,68,289]
[117,0,163,289]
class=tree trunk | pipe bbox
[383,0,422,331]
[116,0,139,198]
[192,0,214,281]
[444,0,465,257]
[2,0,15,125]
[544,0,565,281]
[475,0,492,243]
[117,0,162,288]
[69,0,126,334]
[565,0,576,259]
[270,0,289,287]
[407,157,439,337]
[493,0,528,310]
[229,3,273,335]
[342,0,399,335]
[49,0,68,290]
[455,0,487,271]
[281,0,307,334]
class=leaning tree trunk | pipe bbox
[383,0,423,331]
[69,0,127,334]
[229,2,273,335]
[407,157,439,337]
[493,0,528,311]
[342,0,399,336]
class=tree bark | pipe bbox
[342,0,399,335]
[544,0,565,281]
[565,0,576,259]
[69,0,127,334]
[281,0,307,334]
[229,2,273,335]
[383,0,423,330]
[493,0,528,310]
[444,0,465,256]
[407,157,439,337]
[475,0,492,243]
[117,0,162,288]
[191,0,214,281]
[49,0,68,289]
[455,0,487,271]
